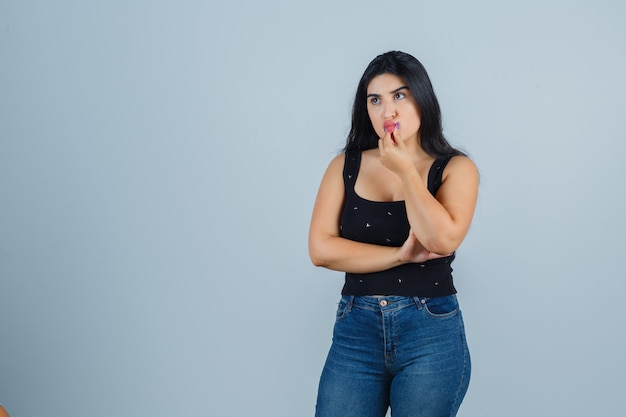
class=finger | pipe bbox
[383,130,396,147]
[392,130,404,148]
[379,131,394,151]
[381,126,396,146]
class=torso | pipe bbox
[339,150,458,297]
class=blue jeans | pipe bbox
[315,295,470,417]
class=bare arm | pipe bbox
[379,135,479,255]
[401,156,478,254]
[308,154,435,273]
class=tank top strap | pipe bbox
[343,151,361,192]
[427,155,454,196]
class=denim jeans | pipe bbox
[315,295,470,417]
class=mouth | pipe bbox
[383,121,399,133]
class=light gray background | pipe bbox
[1,1,625,416]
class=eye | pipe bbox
[394,92,406,100]
[370,97,380,105]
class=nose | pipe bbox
[383,102,397,119]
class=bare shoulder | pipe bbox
[443,155,478,180]
[317,152,346,192]
[327,152,345,171]
[438,155,479,205]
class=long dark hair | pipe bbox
[344,51,465,158]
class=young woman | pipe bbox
[309,51,479,417]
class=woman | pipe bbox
[308,51,479,417]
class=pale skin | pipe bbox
[308,73,479,274]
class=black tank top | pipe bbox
[340,151,457,297]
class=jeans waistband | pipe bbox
[342,295,427,311]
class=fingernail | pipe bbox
[395,122,399,130]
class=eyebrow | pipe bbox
[366,85,409,98]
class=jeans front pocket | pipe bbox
[423,294,459,319]
[335,298,350,321]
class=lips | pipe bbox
[383,121,399,133]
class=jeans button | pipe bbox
[379,299,387,307]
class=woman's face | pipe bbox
[366,73,421,142]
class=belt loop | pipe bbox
[347,295,355,312]
[413,296,423,310]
